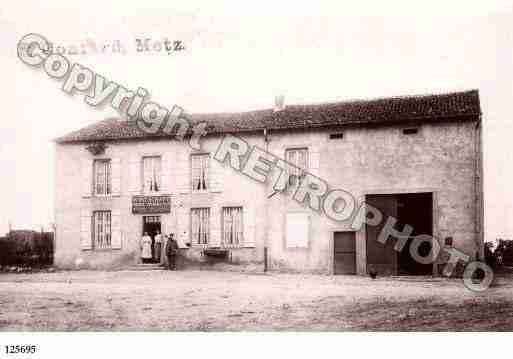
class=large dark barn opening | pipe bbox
[396,193,433,275]
[366,192,433,276]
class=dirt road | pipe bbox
[1,270,512,330]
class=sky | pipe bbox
[1,0,513,241]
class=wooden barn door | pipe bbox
[333,231,356,274]
[365,194,398,275]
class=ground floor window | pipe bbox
[222,207,243,246]
[191,208,210,245]
[93,211,111,249]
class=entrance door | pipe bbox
[143,216,161,263]
[334,232,356,274]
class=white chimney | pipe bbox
[274,95,285,112]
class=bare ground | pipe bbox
[1,270,513,331]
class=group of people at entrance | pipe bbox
[141,231,179,270]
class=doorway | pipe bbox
[396,193,433,275]
[143,216,161,263]
[333,231,356,275]
[365,192,433,275]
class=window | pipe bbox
[94,159,111,195]
[222,207,243,246]
[93,211,111,249]
[286,212,309,248]
[191,154,209,191]
[285,148,308,186]
[143,156,162,193]
[403,128,419,135]
[191,208,210,245]
[329,133,344,140]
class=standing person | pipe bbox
[165,233,179,270]
[154,230,163,263]
[141,232,152,264]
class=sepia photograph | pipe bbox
[1,0,513,357]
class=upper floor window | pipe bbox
[329,132,344,140]
[191,154,209,192]
[222,207,243,247]
[94,159,111,196]
[93,210,111,249]
[191,208,210,245]
[402,128,419,135]
[143,156,162,193]
[285,148,308,186]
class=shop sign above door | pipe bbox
[132,195,171,214]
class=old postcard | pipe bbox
[1,0,511,357]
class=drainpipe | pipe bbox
[264,127,269,272]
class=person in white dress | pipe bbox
[154,230,163,263]
[141,232,152,263]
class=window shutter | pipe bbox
[111,158,121,196]
[244,207,255,248]
[210,155,223,193]
[80,209,92,250]
[286,213,309,248]
[209,206,221,247]
[161,154,171,193]
[177,153,190,194]
[111,209,122,249]
[128,156,141,194]
[309,150,320,176]
[81,159,93,198]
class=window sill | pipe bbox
[82,248,119,252]
[220,244,250,250]
[191,243,209,249]
[92,194,119,199]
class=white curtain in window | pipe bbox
[192,155,208,191]
[143,157,161,192]
[191,208,209,244]
[222,207,242,246]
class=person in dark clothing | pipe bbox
[165,234,179,270]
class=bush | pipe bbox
[484,242,496,268]
[0,231,54,268]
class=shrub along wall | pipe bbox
[0,231,54,267]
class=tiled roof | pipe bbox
[55,90,481,143]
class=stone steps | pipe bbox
[126,263,165,271]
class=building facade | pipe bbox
[54,90,483,275]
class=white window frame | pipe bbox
[93,210,112,250]
[285,148,308,187]
[191,153,209,192]
[94,159,112,196]
[142,156,162,194]
[222,207,243,247]
[191,208,210,245]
